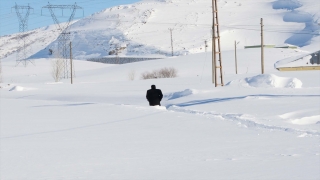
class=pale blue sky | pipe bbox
[0,0,141,36]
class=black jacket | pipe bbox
[146,88,163,106]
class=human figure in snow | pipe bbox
[146,85,163,106]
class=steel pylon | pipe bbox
[42,3,83,78]
[13,3,34,67]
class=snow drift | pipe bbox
[167,89,197,100]
[9,86,35,91]
[227,74,302,88]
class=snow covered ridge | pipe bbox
[226,74,302,88]
[1,0,319,60]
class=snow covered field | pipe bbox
[0,0,319,179]
[1,48,319,179]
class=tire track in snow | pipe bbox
[167,94,320,107]
[167,105,320,136]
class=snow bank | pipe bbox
[280,109,320,125]
[227,74,302,88]
[246,74,302,88]
[152,106,167,110]
[291,115,320,125]
[9,86,35,91]
[167,89,197,100]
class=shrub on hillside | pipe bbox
[141,67,178,79]
[128,70,136,81]
[51,59,64,82]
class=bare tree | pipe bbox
[51,59,64,82]
[141,67,178,80]
[141,71,155,79]
[128,70,136,81]
[158,67,177,78]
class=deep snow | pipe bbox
[0,0,320,179]
[1,48,320,179]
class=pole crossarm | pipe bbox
[41,2,83,30]
[42,4,83,9]
[12,3,34,32]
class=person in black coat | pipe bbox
[146,85,163,106]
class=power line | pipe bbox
[221,25,319,35]
[1,14,318,36]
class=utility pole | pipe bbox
[169,28,174,56]
[205,40,208,52]
[261,18,264,74]
[212,1,215,84]
[70,42,73,84]
[115,44,120,64]
[0,59,2,83]
[235,41,238,74]
[212,0,224,87]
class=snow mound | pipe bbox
[280,110,320,125]
[291,115,320,125]
[227,74,302,88]
[152,106,167,110]
[9,86,35,91]
[167,89,197,100]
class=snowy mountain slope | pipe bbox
[0,25,63,61]
[1,0,319,61]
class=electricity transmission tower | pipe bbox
[42,3,83,78]
[212,0,224,87]
[13,3,34,67]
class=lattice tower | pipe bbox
[42,3,83,78]
[13,3,34,67]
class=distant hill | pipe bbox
[0,0,319,60]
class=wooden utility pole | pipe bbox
[205,40,208,52]
[261,18,264,74]
[212,0,224,87]
[169,28,174,56]
[235,41,238,74]
[69,42,73,84]
[212,1,215,84]
[116,45,120,64]
[0,59,2,83]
